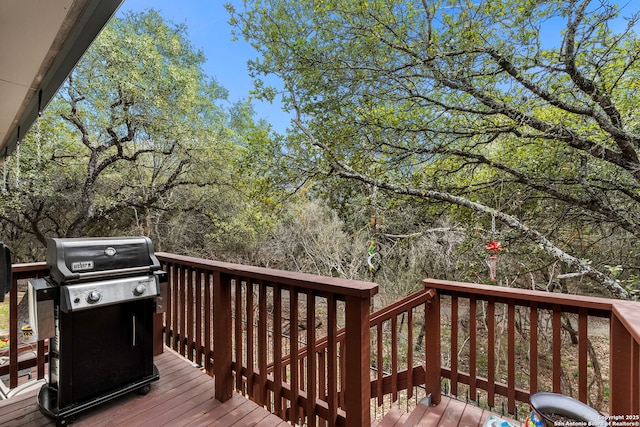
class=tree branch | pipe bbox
[292,100,629,299]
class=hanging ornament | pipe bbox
[485,213,503,281]
[367,239,380,272]
[485,240,503,281]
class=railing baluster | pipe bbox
[163,263,172,347]
[187,266,195,361]
[487,296,496,408]
[234,276,243,391]
[578,308,588,402]
[289,287,299,422]
[170,263,179,350]
[376,319,383,406]
[451,292,459,397]
[507,299,515,414]
[406,307,414,400]
[195,268,203,365]
[9,271,18,388]
[469,294,477,400]
[425,290,441,405]
[257,281,268,406]
[178,265,186,356]
[246,277,255,399]
[327,294,338,427]
[529,301,538,396]
[37,339,46,379]
[318,347,327,427]
[306,289,316,427]
[391,314,398,402]
[339,338,346,409]
[552,305,562,393]
[273,283,283,418]
[204,271,212,375]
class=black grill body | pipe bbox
[31,237,162,425]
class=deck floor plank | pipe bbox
[416,398,448,426]
[459,400,486,427]
[437,397,467,427]
[401,404,429,426]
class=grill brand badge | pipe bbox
[71,261,94,271]
[104,247,117,256]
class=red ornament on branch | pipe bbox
[485,240,503,253]
[485,240,503,281]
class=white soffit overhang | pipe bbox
[0,0,124,156]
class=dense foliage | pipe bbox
[2,2,640,302]
[228,0,640,298]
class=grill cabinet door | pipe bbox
[57,299,154,407]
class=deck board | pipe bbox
[458,401,486,427]
[438,397,467,426]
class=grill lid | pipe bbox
[47,236,161,284]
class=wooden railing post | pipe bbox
[610,302,640,415]
[610,313,631,414]
[9,270,19,388]
[213,271,233,402]
[424,289,441,405]
[344,294,371,426]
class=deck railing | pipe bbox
[156,252,378,427]
[1,262,48,390]
[422,279,640,418]
[2,257,639,423]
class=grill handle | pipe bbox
[76,266,154,281]
[132,314,136,348]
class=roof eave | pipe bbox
[1,0,124,157]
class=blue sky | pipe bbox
[117,0,290,133]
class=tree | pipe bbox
[229,0,640,298]
[0,10,276,261]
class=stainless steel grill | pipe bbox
[29,236,164,426]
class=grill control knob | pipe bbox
[87,290,101,303]
[133,284,146,296]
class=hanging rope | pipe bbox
[14,127,20,188]
[36,90,43,165]
[1,153,7,192]
[366,185,382,276]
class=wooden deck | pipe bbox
[374,396,523,427]
[0,346,522,427]
[0,347,286,426]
